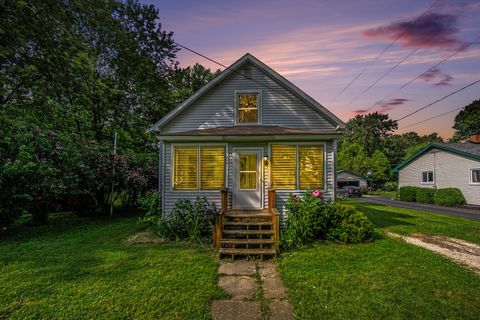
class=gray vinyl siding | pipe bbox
[398,150,480,205]
[162,141,336,221]
[162,62,336,133]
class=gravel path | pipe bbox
[387,232,480,275]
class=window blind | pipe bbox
[299,146,324,190]
[200,146,225,189]
[173,147,198,190]
[271,145,296,190]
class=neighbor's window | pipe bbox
[421,171,434,183]
[271,144,324,190]
[173,145,225,190]
[237,93,259,123]
[471,168,480,184]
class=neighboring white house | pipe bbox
[392,142,480,205]
[337,170,368,188]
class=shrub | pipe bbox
[434,188,466,207]
[416,188,436,204]
[141,197,215,244]
[281,191,374,250]
[399,186,420,202]
[383,181,398,192]
[138,192,162,225]
[327,203,374,243]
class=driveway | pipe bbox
[356,195,480,221]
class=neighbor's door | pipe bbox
[233,149,262,209]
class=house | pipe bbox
[150,53,345,256]
[392,140,480,205]
[337,170,368,189]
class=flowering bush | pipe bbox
[281,191,374,250]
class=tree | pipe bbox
[171,63,221,104]
[340,112,398,157]
[451,100,480,142]
[338,143,371,176]
[383,132,443,166]
[370,150,391,184]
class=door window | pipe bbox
[239,154,257,190]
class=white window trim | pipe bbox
[234,89,262,125]
[420,170,434,184]
[171,143,228,191]
[268,142,327,192]
[470,168,480,185]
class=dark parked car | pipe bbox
[337,185,362,198]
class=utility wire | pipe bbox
[396,79,480,121]
[365,34,480,112]
[400,106,463,129]
[331,0,439,103]
[175,42,277,92]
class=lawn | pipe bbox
[367,190,397,199]
[0,213,226,319]
[278,199,480,319]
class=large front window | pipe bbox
[271,144,324,190]
[173,146,225,190]
[237,93,259,123]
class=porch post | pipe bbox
[268,189,276,209]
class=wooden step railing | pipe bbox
[213,188,279,250]
[268,189,280,250]
[213,188,228,247]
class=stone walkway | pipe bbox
[211,260,292,320]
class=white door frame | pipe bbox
[232,147,264,209]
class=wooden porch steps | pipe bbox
[213,189,280,259]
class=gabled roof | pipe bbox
[337,170,368,180]
[392,143,480,173]
[149,53,345,132]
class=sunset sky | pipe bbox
[144,0,480,139]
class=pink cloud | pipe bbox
[363,13,465,50]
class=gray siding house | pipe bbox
[393,143,480,205]
[150,53,345,220]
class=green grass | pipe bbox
[347,199,480,244]
[367,190,397,199]
[278,200,480,319]
[0,213,226,319]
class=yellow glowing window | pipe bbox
[173,147,198,190]
[271,145,296,190]
[239,154,257,190]
[201,147,225,189]
[299,146,324,190]
[238,94,258,123]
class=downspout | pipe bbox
[333,139,337,202]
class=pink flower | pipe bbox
[312,189,322,198]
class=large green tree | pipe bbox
[339,112,398,157]
[338,143,370,176]
[451,100,480,142]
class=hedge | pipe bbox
[434,188,466,207]
[416,188,436,204]
[399,186,420,202]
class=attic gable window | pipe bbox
[236,91,261,124]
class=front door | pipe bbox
[233,149,262,209]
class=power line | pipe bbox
[364,34,480,112]
[400,106,463,130]
[175,42,277,92]
[396,79,480,121]
[331,0,439,102]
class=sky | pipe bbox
[143,0,480,139]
